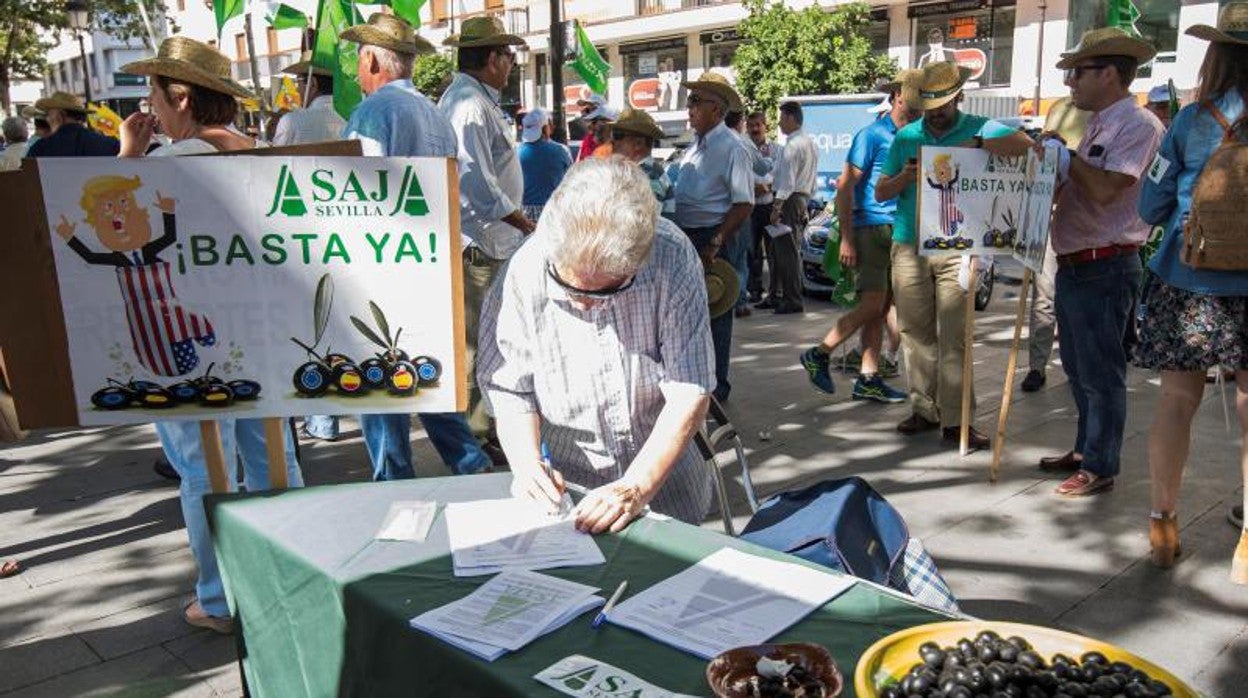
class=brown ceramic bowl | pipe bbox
[706,642,843,697]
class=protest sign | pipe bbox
[917,146,1057,261]
[35,156,464,427]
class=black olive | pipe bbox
[944,653,966,669]
[1035,670,1060,690]
[1124,682,1159,698]
[952,667,971,685]
[1025,686,1048,698]
[987,665,1008,688]
[998,644,1020,663]
[978,644,1000,663]
[1083,663,1105,681]
[1081,651,1109,666]
[948,686,973,698]
[1091,675,1120,696]
[911,672,934,694]
[1004,685,1025,698]
[1148,679,1173,695]
[1009,664,1034,684]
[976,629,1002,644]
[992,691,1013,698]
[1018,650,1046,670]
[1128,670,1151,684]
[958,639,975,657]
[921,646,947,669]
[1053,663,1072,680]
[941,678,960,694]
[1007,636,1033,651]
[1052,653,1076,667]
[1109,661,1133,675]
[1062,682,1090,697]
[900,673,917,694]
[1065,666,1086,683]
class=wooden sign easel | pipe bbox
[0,141,370,494]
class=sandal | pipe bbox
[0,559,20,578]
[184,599,234,635]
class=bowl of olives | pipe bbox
[707,642,843,697]
[853,621,1197,698]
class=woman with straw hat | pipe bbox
[116,36,305,634]
[1133,1,1248,581]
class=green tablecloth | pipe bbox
[209,474,947,697]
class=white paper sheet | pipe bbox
[419,596,605,662]
[535,655,700,697]
[444,498,605,576]
[607,547,855,659]
[409,570,601,654]
[374,501,438,542]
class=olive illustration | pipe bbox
[333,362,366,395]
[169,381,200,403]
[360,357,388,389]
[91,386,132,410]
[413,356,442,385]
[324,352,353,369]
[293,361,331,397]
[200,383,235,407]
[138,387,176,409]
[227,379,262,401]
[387,360,418,395]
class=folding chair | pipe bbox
[693,397,759,536]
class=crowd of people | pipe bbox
[1,4,1246,629]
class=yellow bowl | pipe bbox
[853,620,1199,698]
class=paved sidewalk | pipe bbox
[1,263,1244,696]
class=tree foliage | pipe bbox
[733,0,897,116]
[0,0,170,113]
[411,52,454,101]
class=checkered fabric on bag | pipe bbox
[889,537,960,614]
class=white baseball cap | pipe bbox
[1147,84,1170,104]
[521,108,549,143]
[582,104,619,122]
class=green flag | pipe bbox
[1107,0,1143,38]
[566,20,609,96]
[375,0,427,28]
[213,0,245,37]
[267,3,309,30]
[313,0,364,118]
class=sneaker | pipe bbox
[1021,369,1046,392]
[879,355,900,378]
[1055,469,1114,497]
[852,374,906,404]
[799,348,836,395]
[1231,505,1244,529]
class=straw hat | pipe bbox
[681,72,743,112]
[1055,27,1157,70]
[705,258,740,319]
[342,13,435,56]
[1186,1,1248,46]
[443,15,527,48]
[121,37,254,99]
[34,92,92,114]
[915,62,973,110]
[282,51,333,77]
[612,108,663,141]
[875,69,924,109]
[19,105,45,120]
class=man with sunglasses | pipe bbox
[478,158,716,533]
[1038,28,1163,497]
[440,16,533,465]
[673,72,755,402]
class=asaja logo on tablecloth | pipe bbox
[266,164,431,218]
[550,664,649,697]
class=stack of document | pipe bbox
[606,547,855,659]
[444,498,605,576]
[410,570,604,661]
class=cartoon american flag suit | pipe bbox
[116,260,215,376]
[927,174,963,238]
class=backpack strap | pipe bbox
[1202,100,1247,143]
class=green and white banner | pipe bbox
[38,156,464,426]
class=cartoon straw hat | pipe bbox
[341,13,435,55]
[1055,27,1157,70]
[443,15,527,48]
[121,37,254,99]
[681,71,743,112]
[1186,1,1248,46]
[915,62,973,110]
[706,258,741,319]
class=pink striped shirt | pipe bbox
[1051,96,1163,255]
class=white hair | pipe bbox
[542,156,658,279]
[362,45,415,82]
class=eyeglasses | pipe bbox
[546,262,636,300]
[1064,63,1109,81]
[686,94,720,108]
[495,49,516,62]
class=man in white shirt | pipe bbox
[439,16,532,459]
[767,101,818,314]
[0,116,29,171]
[271,52,347,147]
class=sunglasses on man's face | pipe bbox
[686,95,719,108]
[1064,63,1109,81]
[546,262,635,300]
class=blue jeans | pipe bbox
[1054,254,1142,478]
[359,412,490,481]
[682,225,736,401]
[155,418,303,618]
[729,219,750,308]
[304,415,339,439]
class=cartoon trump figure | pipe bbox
[926,153,964,244]
[56,175,215,377]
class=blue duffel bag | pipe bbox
[740,476,960,613]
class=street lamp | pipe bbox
[66,0,92,104]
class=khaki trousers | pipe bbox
[890,244,974,426]
[463,247,506,441]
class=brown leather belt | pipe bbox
[1056,244,1140,267]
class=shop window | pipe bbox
[867,8,891,53]
[701,28,741,83]
[621,37,688,113]
[911,1,1015,87]
[1067,0,1178,77]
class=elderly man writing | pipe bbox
[479,158,715,533]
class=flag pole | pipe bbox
[549,0,566,142]
[244,11,267,132]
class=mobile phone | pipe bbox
[907,157,917,165]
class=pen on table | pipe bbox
[592,580,629,629]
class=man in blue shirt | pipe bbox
[518,107,572,221]
[875,62,1032,450]
[25,92,119,158]
[800,72,920,403]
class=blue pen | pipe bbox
[592,580,629,629]
[540,441,569,515]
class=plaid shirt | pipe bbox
[478,218,715,523]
